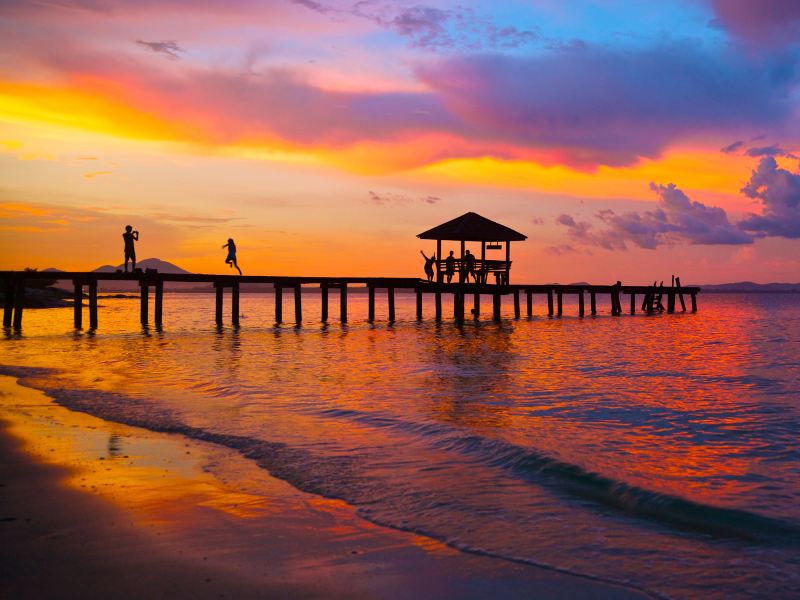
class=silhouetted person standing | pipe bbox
[122,225,139,273]
[420,250,436,282]
[464,249,476,283]
[222,238,242,275]
[445,250,455,284]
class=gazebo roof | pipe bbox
[417,212,527,242]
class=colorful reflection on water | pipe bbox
[3,292,799,598]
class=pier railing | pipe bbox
[1,270,700,330]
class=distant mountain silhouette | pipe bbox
[93,258,192,274]
[697,282,800,293]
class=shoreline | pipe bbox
[0,374,650,599]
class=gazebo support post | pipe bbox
[436,240,442,283]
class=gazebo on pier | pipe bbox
[417,212,527,284]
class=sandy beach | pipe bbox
[0,374,650,599]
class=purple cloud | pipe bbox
[721,140,744,154]
[368,191,441,207]
[711,0,800,46]
[556,183,752,250]
[416,44,796,167]
[739,157,800,238]
[135,39,184,59]
[744,144,797,159]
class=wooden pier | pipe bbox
[1,270,700,331]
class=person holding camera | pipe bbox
[123,225,139,272]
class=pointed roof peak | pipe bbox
[417,212,527,242]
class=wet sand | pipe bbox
[0,375,650,599]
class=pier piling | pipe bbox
[416,289,423,320]
[340,284,348,323]
[435,292,442,321]
[547,290,554,317]
[514,290,520,319]
[492,293,501,321]
[557,291,563,317]
[388,287,395,322]
[578,291,585,317]
[140,282,149,325]
[3,280,13,327]
[89,280,99,329]
[630,293,635,315]
[473,292,480,319]
[590,291,597,316]
[676,277,687,312]
[368,285,375,322]
[73,280,83,329]
[216,283,224,325]
[153,281,163,327]
[526,290,532,317]
[321,284,329,322]
[13,281,24,330]
[231,282,240,326]
[293,284,301,326]
[274,286,282,323]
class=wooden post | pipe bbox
[89,280,99,329]
[321,284,329,322]
[435,292,442,321]
[505,240,511,285]
[340,284,347,323]
[293,284,301,326]
[368,285,375,322]
[676,277,687,312]
[590,291,597,316]
[140,282,149,325]
[454,291,464,322]
[630,293,635,315]
[436,240,442,282]
[274,286,282,323]
[388,287,395,322]
[667,290,676,314]
[691,292,697,313]
[73,280,83,329]
[232,281,240,326]
[513,290,520,319]
[153,281,163,327]
[557,291,563,317]
[492,293,501,321]
[578,291,584,317]
[526,290,532,317]
[473,292,480,320]
[216,283,224,325]
[13,280,24,330]
[547,290,554,316]
[416,289,423,320]
[3,279,13,327]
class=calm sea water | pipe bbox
[2,292,799,599]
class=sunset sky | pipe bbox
[2,0,799,283]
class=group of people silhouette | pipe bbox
[122,225,242,275]
[420,249,477,283]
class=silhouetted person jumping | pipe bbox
[420,250,436,282]
[222,238,242,275]
[445,250,455,283]
[122,225,139,272]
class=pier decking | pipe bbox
[1,270,700,330]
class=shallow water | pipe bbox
[2,292,799,599]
